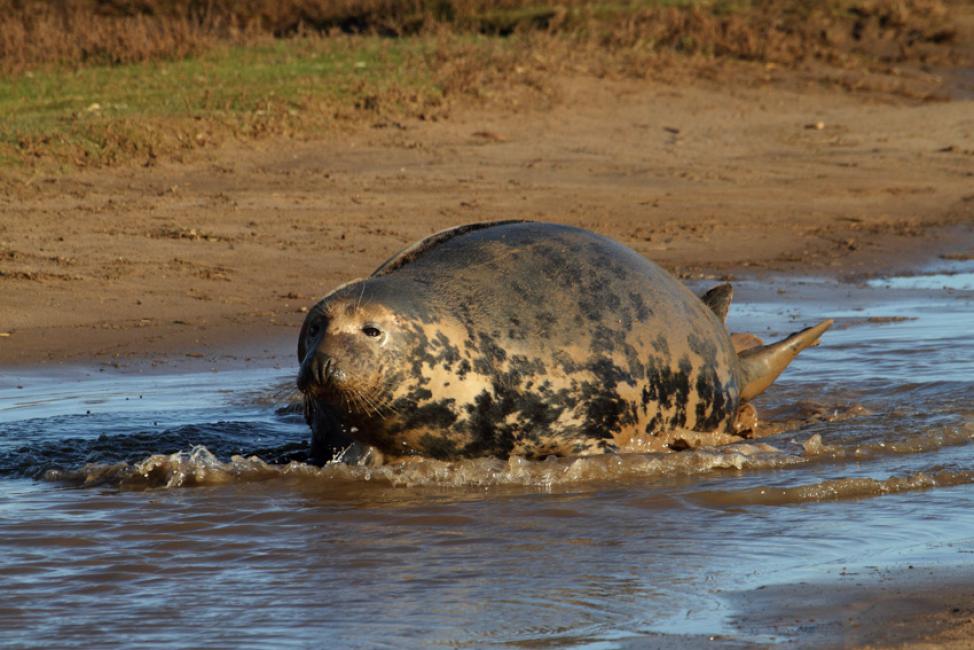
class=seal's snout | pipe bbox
[297,349,337,394]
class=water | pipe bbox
[1,266,973,648]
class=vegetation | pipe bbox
[0,0,959,169]
[1,38,444,166]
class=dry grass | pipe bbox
[587,1,957,66]
[0,0,959,73]
[0,0,555,72]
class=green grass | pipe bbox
[0,37,442,168]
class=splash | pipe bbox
[41,419,974,491]
[44,440,805,491]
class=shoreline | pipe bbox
[729,565,974,648]
[1,224,971,371]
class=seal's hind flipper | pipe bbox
[738,319,833,401]
[700,283,734,323]
[731,332,764,353]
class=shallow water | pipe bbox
[1,265,973,648]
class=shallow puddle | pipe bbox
[1,266,972,647]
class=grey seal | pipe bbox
[297,221,831,462]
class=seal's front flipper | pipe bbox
[738,319,833,401]
[700,283,734,323]
[305,399,354,465]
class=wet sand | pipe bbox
[1,75,972,369]
[730,568,974,649]
[2,69,974,646]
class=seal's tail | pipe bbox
[700,283,733,323]
[738,320,833,401]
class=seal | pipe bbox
[297,221,831,463]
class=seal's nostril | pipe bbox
[306,354,339,388]
[298,353,337,393]
[315,357,326,386]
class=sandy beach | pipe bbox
[2,74,972,370]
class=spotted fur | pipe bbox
[297,221,743,462]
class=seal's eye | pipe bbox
[362,326,382,338]
[307,322,320,339]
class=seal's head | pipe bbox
[296,280,406,423]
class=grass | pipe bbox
[0,37,445,167]
[0,0,960,171]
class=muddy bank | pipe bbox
[2,75,972,368]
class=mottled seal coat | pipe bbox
[297,221,831,462]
